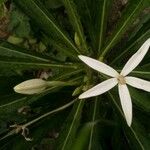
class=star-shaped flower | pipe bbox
[78,38,150,126]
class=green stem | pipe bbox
[23,99,78,128]
[47,81,79,87]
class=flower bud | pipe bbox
[14,79,48,95]
[74,32,81,47]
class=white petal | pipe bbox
[118,84,132,126]
[121,38,150,76]
[79,78,118,99]
[14,79,48,94]
[126,76,150,92]
[78,55,119,77]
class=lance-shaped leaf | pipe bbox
[124,119,150,150]
[100,0,146,58]
[13,0,80,54]
[74,0,96,49]
[0,58,78,70]
[62,0,88,53]
[128,87,150,113]
[112,31,150,65]
[72,123,95,150]
[42,34,78,60]
[96,0,112,53]
[130,69,150,80]
[111,18,150,65]
[88,97,103,150]
[56,100,84,150]
[0,93,49,120]
[0,40,49,62]
[108,92,150,149]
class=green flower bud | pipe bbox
[7,35,23,44]
[74,32,81,47]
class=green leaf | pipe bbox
[117,67,150,80]
[0,0,5,5]
[72,123,93,150]
[13,0,80,54]
[88,97,103,150]
[130,68,150,80]
[44,0,62,9]
[0,95,27,117]
[62,0,88,53]
[111,20,150,65]
[108,92,149,149]
[0,88,60,119]
[129,87,150,113]
[0,58,78,70]
[0,40,50,62]
[8,8,31,38]
[100,0,146,58]
[74,0,96,50]
[56,100,84,150]
[0,99,77,149]
[42,34,78,60]
[124,120,150,150]
[10,114,66,150]
[96,0,112,53]
[128,12,150,40]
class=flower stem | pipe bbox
[23,99,78,128]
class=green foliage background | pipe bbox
[0,0,149,149]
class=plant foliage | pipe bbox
[0,0,149,149]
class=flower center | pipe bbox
[117,75,126,85]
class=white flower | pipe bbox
[14,79,48,95]
[78,38,150,127]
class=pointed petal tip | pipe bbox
[118,84,132,128]
[78,55,85,59]
[126,117,132,127]
[121,38,150,76]
[145,38,150,44]
[78,95,84,99]
[78,92,89,99]
[13,86,18,92]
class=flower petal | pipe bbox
[79,78,118,99]
[121,38,150,76]
[125,76,150,92]
[14,79,48,94]
[118,84,132,126]
[78,55,119,77]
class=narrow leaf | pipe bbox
[96,0,112,53]
[111,20,150,64]
[100,0,146,58]
[88,97,103,150]
[108,92,149,149]
[72,123,93,150]
[56,100,85,150]
[0,40,49,62]
[63,0,88,53]
[0,58,78,70]
[124,120,150,150]
[129,87,150,113]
